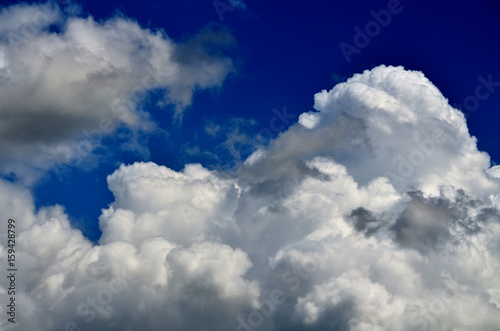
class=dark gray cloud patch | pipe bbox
[391,193,452,253]
[239,113,370,199]
[172,23,236,65]
[347,207,380,236]
[390,190,495,252]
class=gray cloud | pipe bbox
[0,1,234,183]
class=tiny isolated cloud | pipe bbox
[230,0,246,9]
[1,64,500,330]
[0,1,234,184]
[298,112,321,129]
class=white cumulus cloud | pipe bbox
[1,65,500,330]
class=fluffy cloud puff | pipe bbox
[0,1,233,183]
[1,65,500,330]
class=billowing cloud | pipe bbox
[0,1,233,183]
[1,65,500,330]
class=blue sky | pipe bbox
[28,0,500,242]
[2,1,500,330]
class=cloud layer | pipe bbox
[0,1,233,183]
[1,63,500,330]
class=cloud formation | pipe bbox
[0,1,233,183]
[1,65,500,330]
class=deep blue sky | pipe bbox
[27,0,500,242]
